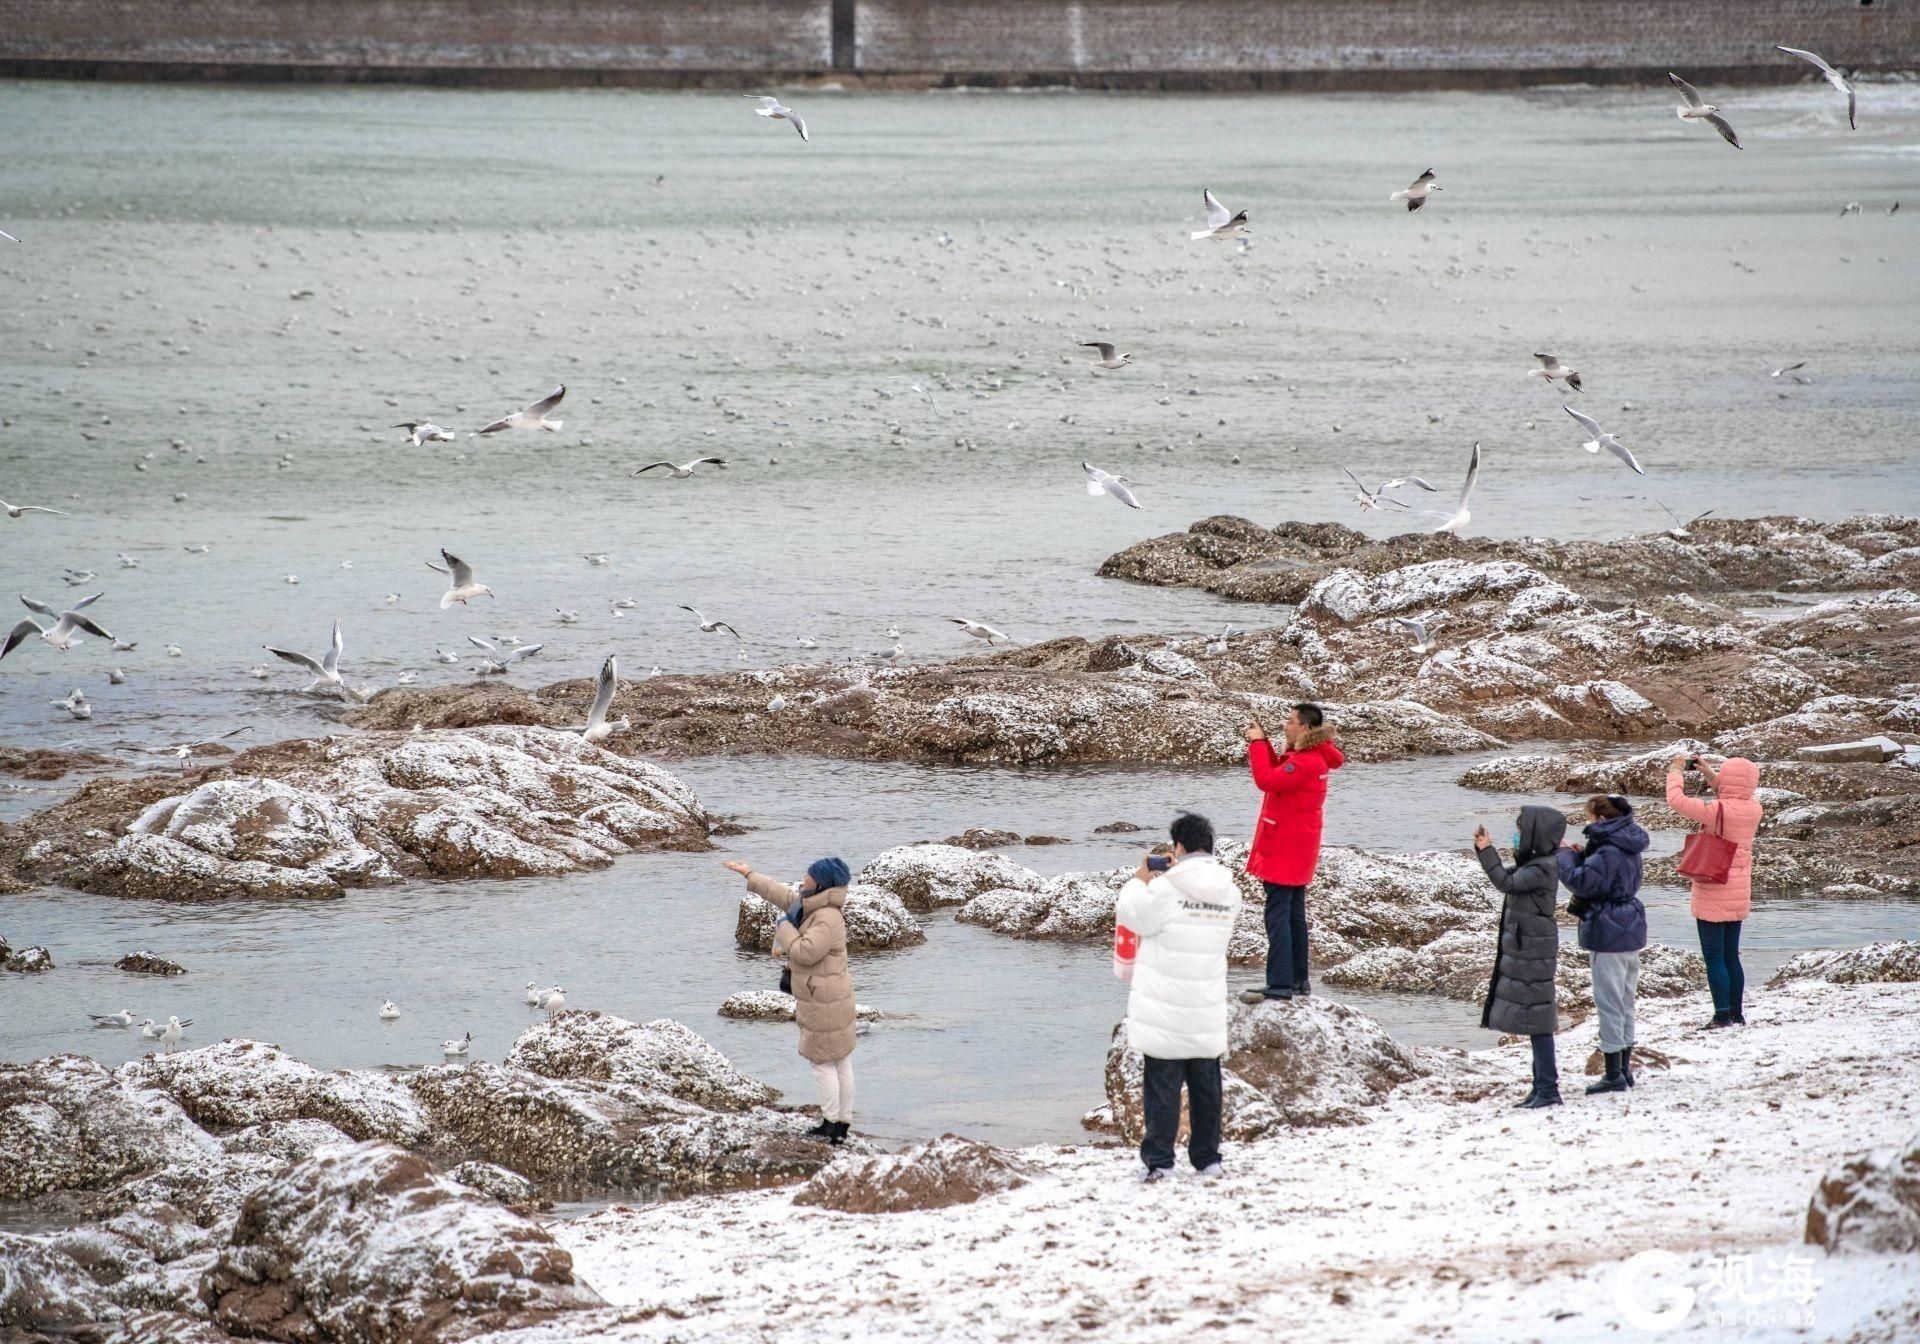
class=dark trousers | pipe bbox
[1140,1056,1223,1172]
[1530,1033,1559,1094]
[1261,881,1309,995]
[1697,918,1746,1015]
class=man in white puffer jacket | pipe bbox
[1115,812,1238,1182]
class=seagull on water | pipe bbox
[1,498,71,519]
[1669,74,1742,149]
[442,1031,471,1056]
[950,618,1009,645]
[89,1008,137,1027]
[477,385,565,434]
[1657,503,1715,539]
[434,648,460,664]
[117,553,140,569]
[743,94,808,142]
[1532,353,1583,393]
[159,1016,190,1053]
[1563,405,1645,475]
[524,981,543,1006]
[5,595,114,660]
[680,606,741,638]
[1390,169,1441,212]
[107,668,126,685]
[379,1001,401,1020]
[394,421,455,446]
[1191,189,1250,242]
[1425,441,1482,537]
[1392,617,1435,654]
[1083,461,1141,509]
[569,654,631,744]
[633,456,728,478]
[1776,46,1856,130]
[467,635,543,675]
[51,688,92,720]
[264,619,367,701]
[63,569,95,586]
[1340,469,1416,513]
[426,549,493,607]
[1081,342,1132,370]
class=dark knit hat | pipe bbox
[807,857,851,891]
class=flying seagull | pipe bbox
[426,549,493,607]
[1083,461,1141,509]
[0,229,17,244]
[394,421,455,446]
[1392,617,1435,654]
[633,456,729,478]
[950,618,1009,645]
[264,619,366,701]
[1081,341,1132,370]
[1532,353,1583,392]
[1656,503,1716,539]
[132,726,254,772]
[477,385,565,434]
[1776,46,1855,130]
[4,597,114,660]
[743,95,809,142]
[1390,169,1441,212]
[569,654,631,744]
[679,606,741,638]
[1770,361,1806,379]
[2,498,71,519]
[1428,442,1482,536]
[1669,73,1742,149]
[467,635,544,675]
[1564,405,1645,475]
[1340,469,1413,513]
[1191,189,1250,242]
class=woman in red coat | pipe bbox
[1239,703,1345,1003]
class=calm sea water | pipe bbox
[2,81,1918,1147]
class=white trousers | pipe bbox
[810,1056,855,1123]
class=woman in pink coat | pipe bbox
[1666,754,1763,1029]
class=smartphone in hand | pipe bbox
[1146,855,1172,873]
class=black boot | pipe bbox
[804,1117,834,1139]
[1731,1001,1746,1026]
[1704,1010,1733,1030]
[1621,1045,1636,1088]
[1585,1050,1628,1096]
[1513,1083,1542,1109]
[1520,1084,1562,1109]
[827,1121,850,1146]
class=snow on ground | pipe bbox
[479,980,1920,1344]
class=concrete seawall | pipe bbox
[0,0,1914,89]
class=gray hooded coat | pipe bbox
[1477,805,1567,1037]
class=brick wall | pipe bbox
[0,0,1911,84]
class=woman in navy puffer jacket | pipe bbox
[1556,795,1649,1096]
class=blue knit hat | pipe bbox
[807,856,851,891]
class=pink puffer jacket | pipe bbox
[1666,758,1763,921]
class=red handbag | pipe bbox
[1675,803,1738,885]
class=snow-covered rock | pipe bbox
[10,727,712,901]
[117,1039,431,1145]
[0,1054,216,1200]
[504,1012,777,1112]
[448,1160,539,1208]
[858,843,1045,911]
[719,991,883,1023]
[734,882,925,952]
[1805,1130,1920,1255]
[1770,941,1920,987]
[116,950,188,976]
[957,864,1130,941]
[0,1231,127,1335]
[222,1117,356,1164]
[199,1141,601,1341]
[3,943,54,971]
[791,1134,1037,1213]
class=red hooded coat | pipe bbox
[1246,727,1345,886]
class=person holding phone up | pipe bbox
[1240,703,1345,1004]
[1666,753,1764,1029]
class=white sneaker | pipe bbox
[1197,1163,1224,1181]
[1141,1167,1168,1184]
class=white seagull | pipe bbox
[264,619,367,701]
[1081,342,1132,370]
[1390,169,1441,212]
[467,635,543,675]
[132,725,254,773]
[159,1016,190,1053]
[4,595,114,660]
[477,385,565,434]
[51,689,92,720]
[633,456,729,478]
[1669,73,1742,149]
[1532,353,1583,392]
[442,1031,471,1056]
[1428,441,1482,536]
[1657,503,1716,540]
[743,95,809,142]
[1776,46,1856,130]
[570,654,631,744]
[1340,469,1414,513]
[1,498,71,519]
[0,229,16,243]
[950,618,1009,645]
[379,1001,401,1020]
[680,606,741,638]
[542,986,567,1018]
[1191,189,1249,242]
[1392,617,1435,655]
[1083,461,1141,509]
[427,549,493,607]
[524,980,543,1006]
[394,421,455,446]
[88,1008,137,1027]
[1770,361,1807,380]
[1564,405,1645,475]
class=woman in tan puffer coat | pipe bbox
[724,855,857,1143]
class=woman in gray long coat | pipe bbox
[1474,804,1567,1109]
